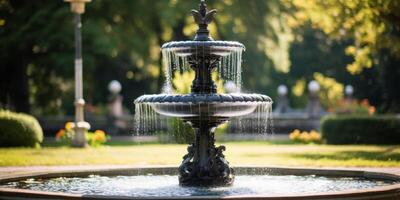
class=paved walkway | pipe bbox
[1,165,399,179]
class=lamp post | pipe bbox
[345,85,354,99]
[107,80,125,134]
[308,80,320,95]
[65,0,91,147]
[307,80,322,119]
[108,80,122,95]
[108,80,123,118]
[274,84,290,114]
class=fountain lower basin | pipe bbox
[135,93,272,118]
[1,167,399,200]
[150,102,258,118]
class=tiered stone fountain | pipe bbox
[135,0,271,186]
[1,1,399,199]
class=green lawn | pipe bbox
[0,141,399,167]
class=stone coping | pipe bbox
[0,166,400,200]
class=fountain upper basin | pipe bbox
[135,93,272,118]
[161,40,245,57]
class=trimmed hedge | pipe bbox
[0,110,43,147]
[321,115,400,144]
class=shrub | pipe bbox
[329,99,376,115]
[55,122,109,147]
[321,115,400,144]
[86,130,109,147]
[170,118,195,144]
[289,129,322,144]
[0,110,43,147]
[169,119,228,144]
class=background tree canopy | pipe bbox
[0,0,399,115]
[286,0,400,112]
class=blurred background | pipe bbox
[0,0,399,138]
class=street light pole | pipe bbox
[307,80,322,119]
[65,0,91,147]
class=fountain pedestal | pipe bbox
[179,119,233,186]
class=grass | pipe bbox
[0,141,399,167]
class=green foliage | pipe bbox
[170,118,195,144]
[313,73,344,109]
[331,99,375,115]
[172,71,195,94]
[285,24,397,112]
[0,0,292,115]
[172,71,225,94]
[2,0,398,114]
[285,1,400,112]
[0,110,43,147]
[215,123,228,136]
[214,0,293,93]
[287,0,400,74]
[86,130,109,147]
[281,26,356,109]
[321,115,400,144]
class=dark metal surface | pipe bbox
[191,0,216,41]
[135,0,270,187]
[179,120,234,186]
[175,1,238,185]
[135,93,272,104]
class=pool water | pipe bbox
[1,174,396,197]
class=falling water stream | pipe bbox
[135,42,272,137]
[161,45,244,93]
[134,101,272,136]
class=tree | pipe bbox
[0,1,73,113]
[286,0,400,112]
[287,0,400,74]
[1,0,292,115]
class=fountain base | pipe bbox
[178,120,234,186]
[179,143,234,187]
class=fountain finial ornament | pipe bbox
[191,0,217,41]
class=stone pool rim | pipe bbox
[0,166,399,200]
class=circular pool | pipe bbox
[0,167,399,199]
